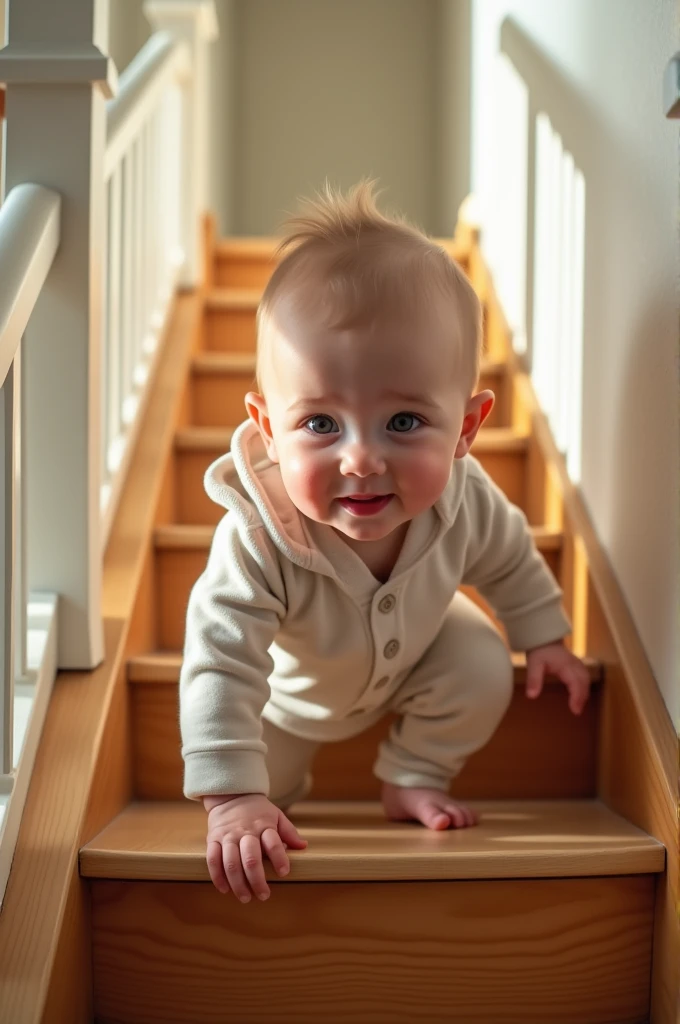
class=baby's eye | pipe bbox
[389,412,422,432]
[305,414,338,435]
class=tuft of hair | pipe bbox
[255,176,482,397]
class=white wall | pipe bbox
[470,0,679,726]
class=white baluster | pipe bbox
[122,151,135,430]
[13,345,26,684]
[0,360,16,776]
[107,165,123,470]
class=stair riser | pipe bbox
[174,447,528,526]
[204,307,259,351]
[130,677,599,801]
[190,369,256,426]
[155,542,559,650]
[90,877,653,1024]
[191,365,511,429]
[214,257,275,289]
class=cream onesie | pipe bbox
[179,418,571,805]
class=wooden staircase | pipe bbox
[70,224,676,1023]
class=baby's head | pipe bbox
[246,178,494,544]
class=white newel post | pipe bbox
[0,0,117,669]
[143,0,218,286]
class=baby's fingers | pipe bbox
[239,833,270,901]
[206,839,230,894]
[565,667,591,715]
[223,838,253,903]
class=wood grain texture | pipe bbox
[88,875,655,1023]
[80,799,664,881]
[204,305,259,352]
[128,665,602,801]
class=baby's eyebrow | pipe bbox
[287,390,441,413]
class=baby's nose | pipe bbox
[340,441,386,476]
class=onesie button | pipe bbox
[375,676,390,689]
[378,594,396,613]
[384,639,400,659]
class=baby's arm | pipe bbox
[461,462,592,709]
[461,464,571,651]
[180,515,306,900]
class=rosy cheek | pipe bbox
[283,451,327,504]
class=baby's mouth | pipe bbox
[338,494,394,516]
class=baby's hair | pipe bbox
[255,177,482,397]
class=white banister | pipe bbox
[0,185,60,780]
[0,0,116,670]
[100,31,191,539]
[144,0,218,286]
[105,31,190,179]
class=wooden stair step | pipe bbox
[125,649,602,802]
[80,799,663,882]
[127,648,602,685]
[205,287,262,310]
[81,800,658,1022]
[192,351,256,374]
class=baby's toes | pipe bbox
[419,803,451,830]
[449,803,477,828]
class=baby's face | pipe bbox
[247,302,490,545]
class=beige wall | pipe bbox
[470,0,679,727]
[107,0,471,234]
[107,1,470,235]
[227,0,469,237]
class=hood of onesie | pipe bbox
[203,418,469,573]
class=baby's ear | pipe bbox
[245,392,279,462]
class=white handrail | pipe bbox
[0,184,60,779]
[0,185,61,388]
[105,31,190,181]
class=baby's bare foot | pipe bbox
[381,781,478,830]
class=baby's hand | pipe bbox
[525,639,592,715]
[203,793,308,902]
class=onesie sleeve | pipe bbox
[179,513,287,801]
[460,460,571,652]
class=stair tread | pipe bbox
[174,423,527,454]
[154,520,561,549]
[127,649,603,685]
[175,426,236,451]
[206,287,262,310]
[79,799,664,882]
[192,351,256,373]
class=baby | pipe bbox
[179,178,592,904]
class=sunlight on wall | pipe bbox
[532,112,585,484]
[492,53,528,353]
